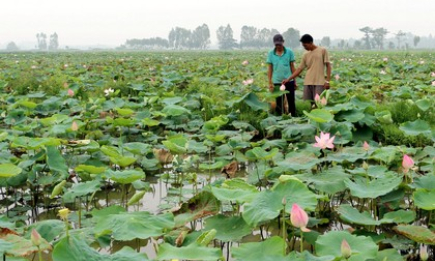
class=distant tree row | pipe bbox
[121,24,210,50]
[355,27,421,50]
[36,32,59,51]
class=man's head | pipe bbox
[300,34,314,50]
[273,34,284,47]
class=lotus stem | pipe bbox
[300,231,304,252]
[38,248,43,261]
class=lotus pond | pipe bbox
[0,50,434,261]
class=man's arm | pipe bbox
[268,64,274,92]
[324,62,331,89]
[282,67,303,84]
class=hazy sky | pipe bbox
[1,0,434,48]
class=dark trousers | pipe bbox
[275,81,296,116]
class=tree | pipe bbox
[168,27,191,49]
[320,36,331,48]
[395,30,406,49]
[371,28,388,49]
[282,28,300,49]
[216,24,237,50]
[388,41,395,50]
[6,42,19,51]
[413,36,421,47]
[191,24,210,49]
[359,26,372,49]
[49,32,59,51]
[337,39,346,49]
[36,33,47,50]
[353,40,362,50]
[240,25,258,49]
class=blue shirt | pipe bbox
[266,47,296,84]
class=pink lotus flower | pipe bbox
[383,57,388,62]
[290,204,310,232]
[314,93,321,103]
[431,72,435,77]
[402,154,414,173]
[242,60,249,66]
[432,81,435,86]
[363,141,370,151]
[280,84,286,91]
[341,239,352,258]
[67,89,74,97]
[335,74,340,81]
[71,121,78,131]
[380,70,386,75]
[242,79,254,85]
[313,132,335,149]
[31,229,42,246]
[320,97,327,106]
[419,60,425,64]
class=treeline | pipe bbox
[122,24,210,50]
[120,24,302,50]
[120,23,434,51]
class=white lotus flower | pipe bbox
[104,88,115,96]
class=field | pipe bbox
[0,50,434,261]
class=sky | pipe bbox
[1,0,434,49]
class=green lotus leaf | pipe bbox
[413,189,435,210]
[344,174,402,199]
[232,236,287,261]
[156,242,222,261]
[303,109,334,123]
[94,211,174,241]
[204,214,252,242]
[316,231,378,261]
[400,119,432,137]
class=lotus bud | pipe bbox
[363,141,370,151]
[402,154,414,173]
[31,229,42,247]
[362,161,369,170]
[67,89,74,97]
[280,84,286,91]
[341,239,352,258]
[282,197,287,206]
[290,204,310,232]
[71,121,79,131]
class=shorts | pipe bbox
[303,85,324,101]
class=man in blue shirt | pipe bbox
[267,34,297,116]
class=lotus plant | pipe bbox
[314,93,327,107]
[31,229,43,261]
[402,154,414,173]
[313,132,335,150]
[290,204,310,252]
[363,141,370,151]
[341,239,352,259]
[58,208,71,238]
[242,79,254,85]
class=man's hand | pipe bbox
[269,83,274,92]
[324,82,330,90]
[282,78,290,85]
